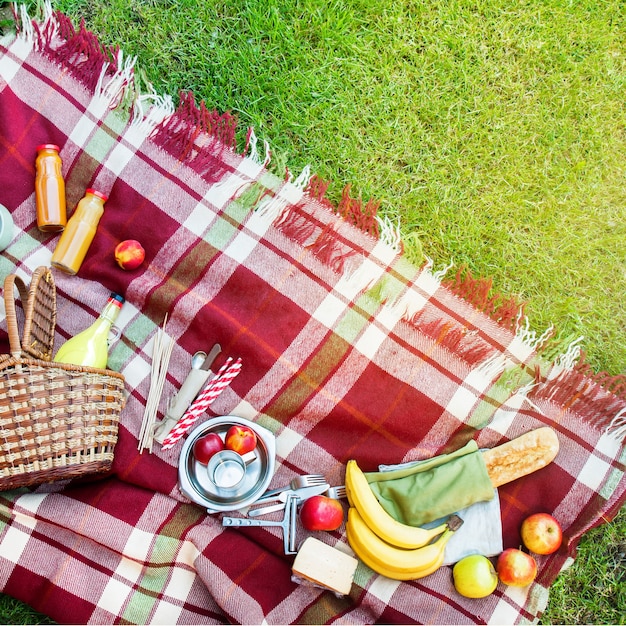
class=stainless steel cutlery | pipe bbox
[222,493,299,554]
[257,473,326,502]
[248,483,330,517]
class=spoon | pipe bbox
[191,350,207,369]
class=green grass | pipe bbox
[541,507,626,624]
[1,0,625,623]
[47,0,626,375]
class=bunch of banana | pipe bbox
[345,459,464,581]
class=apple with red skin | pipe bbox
[496,548,537,587]
[224,425,257,455]
[299,495,344,531]
[193,433,224,465]
[521,513,563,555]
[115,239,145,270]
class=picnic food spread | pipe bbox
[2,167,568,610]
[0,7,625,625]
[0,194,565,586]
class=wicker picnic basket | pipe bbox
[0,266,126,491]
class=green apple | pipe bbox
[453,554,498,598]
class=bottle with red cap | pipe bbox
[35,144,67,232]
[51,188,108,275]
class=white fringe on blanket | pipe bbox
[246,128,271,167]
[130,92,176,138]
[607,407,626,441]
[7,1,624,447]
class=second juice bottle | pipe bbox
[51,188,108,275]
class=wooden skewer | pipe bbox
[138,316,174,452]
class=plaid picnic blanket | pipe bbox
[0,7,625,625]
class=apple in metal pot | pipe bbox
[115,239,145,270]
[452,554,498,598]
[496,548,537,587]
[299,495,344,531]
[193,433,224,465]
[520,513,563,555]
[224,425,257,455]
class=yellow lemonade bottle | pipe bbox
[54,294,124,368]
[51,188,107,274]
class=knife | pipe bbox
[248,483,330,517]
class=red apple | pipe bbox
[115,239,145,270]
[193,433,224,465]
[496,548,537,587]
[224,425,257,455]
[299,495,344,531]
[521,513,563,555]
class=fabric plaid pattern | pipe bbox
[0,8,624,624]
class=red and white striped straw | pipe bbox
[161,357,243,450]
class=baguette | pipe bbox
[481,426,560,487]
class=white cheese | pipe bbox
[292,537,358,596]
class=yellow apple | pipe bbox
[453,554,498,598]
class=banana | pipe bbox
[344,459,449,549]
[346,507,463,581]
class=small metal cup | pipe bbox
[207,450,246,490]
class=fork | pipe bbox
[259,473,326,501]
[252,484,347,518]
[325,485,347,500]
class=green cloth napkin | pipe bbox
[365,440,494,526]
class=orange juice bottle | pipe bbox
[35,144,67,232]
[51,188,107,274]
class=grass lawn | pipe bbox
[1,0,625,623]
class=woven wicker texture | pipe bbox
[0,267,125,490]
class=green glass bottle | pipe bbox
[54,293,125,368]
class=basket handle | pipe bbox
[3,267,56,361]
[4,273,29,357]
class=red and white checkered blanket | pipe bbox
[0,8,624,624]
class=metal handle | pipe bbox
[221,494,298,554]
[258,485,285,500]
[252,492,286,506]
[222,517,283,527]
[108,325,122,346]
[248,502,286,517]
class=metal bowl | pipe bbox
[178,416,276,513]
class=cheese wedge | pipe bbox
[292,537,358,596]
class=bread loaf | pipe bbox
[481,426,560,487]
